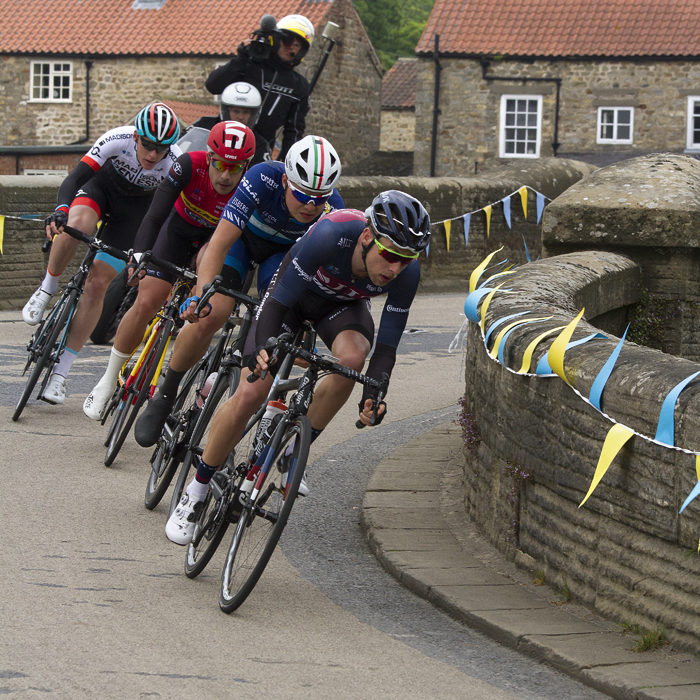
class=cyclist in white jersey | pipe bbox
[22,103,182,406]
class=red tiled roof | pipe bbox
[381,58,416,110]
[162,99,218,125]
[0,0,331,56]
[416,0,700,58]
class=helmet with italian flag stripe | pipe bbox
[284,135,341,194]
[207,121,256,162]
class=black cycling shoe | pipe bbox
[134,391,176,447]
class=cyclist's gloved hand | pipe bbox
[44,208,68,232]
[179,295,212,319]
[247,344,279,377]
[358,397,387,426]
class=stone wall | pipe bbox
[380,109,415,152]
[462,250,700,653]
[414,56,700,177]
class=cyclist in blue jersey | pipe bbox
[134,134,343,447]
[166,190,431,545]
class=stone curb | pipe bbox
[361,424,700,700]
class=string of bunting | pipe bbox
[427,186,551,256]
[0,213,44,255]
[464,248,700,549]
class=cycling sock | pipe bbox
[311,427,324,443]
[194,454,218,485]
[100,348,131,388]
[41,269,61,296]
[53,347,79,378]
[160,367,186,399]
[186,478,209,501]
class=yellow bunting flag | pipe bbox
[483,205,492,237]
[490,317,550,359]
[479,282,507,334]
[547,308,585,385]
[444,219,451,252]
[516,326,567,374]
[0,215,4,254]
[696,454,700,481]
[519,187,528,220]
[468,247,504,293]
[580,423,634,507]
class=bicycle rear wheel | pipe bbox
[13,289,76,422]
[168,367,240,515]
[104,321,173,467]
[219,414,311,614]
[143,358,210,510]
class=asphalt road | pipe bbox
[0,293,608,699]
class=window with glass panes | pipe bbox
[597,107,633,144]
[686,97,700,149]
[31,62,72,102]
[499,95,542,158]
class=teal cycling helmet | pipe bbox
[135,102,180,145]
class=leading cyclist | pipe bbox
[165,190,431,544]
[82,121,255,419]
[23,103,182,405]
[133,135,343,447]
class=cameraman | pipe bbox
[205,14,313,165]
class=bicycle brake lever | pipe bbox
[246,372,259,383]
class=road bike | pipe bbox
[13,226,130,422]
[183,327,388,613]
[144,276,259,511]
[101,253,197,467]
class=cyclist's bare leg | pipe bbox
[201,372,273,466]
[168,292,236,373]
[46,205,99,280]
[111,275,172,355]
[307,329,370,430]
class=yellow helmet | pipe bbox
[277,14,314,63]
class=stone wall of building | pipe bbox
[380,109,415,152]
[414,56,700,177]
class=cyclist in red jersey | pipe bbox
[81,121,256,419]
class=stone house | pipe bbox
[380,57,416,152]
[413,0,700,176]
[0,0,382,174]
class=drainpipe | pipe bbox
[430,34,441,177]
[480,59,561,156]
[84,60,93,143]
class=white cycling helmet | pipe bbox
[285,135,341,194]
[220,82,262,124]
[277,14,314,64]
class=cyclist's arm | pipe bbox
[133,153,193,253]
[194,218,243,296]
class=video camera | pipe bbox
[245,14,280,62]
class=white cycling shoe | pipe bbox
[280,466,309,497]
[41,374,66,405]
[166,494,204,545]
[83,378,113,420]
[22,288,52,326]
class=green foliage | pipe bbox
[532,570,546,586]
[632,628,667,653]
[558,577,571,602]
[354,0,437,69]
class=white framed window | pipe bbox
[686,97,700,150]
[499,95,542,158]
[30,61,72,102]
[597,107,634,144]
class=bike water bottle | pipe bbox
[253,400,287,461]
[195,372,218,408]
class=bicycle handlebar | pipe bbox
[62,225,131,263]
[125,249,197,286]
[195,275,259,317]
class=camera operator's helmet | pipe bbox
[135,102,180,145]
[220,82,262,123]
[277,14,314,64]
[285,135,341,194]
[366,191,431,253]
[207,121,256,163]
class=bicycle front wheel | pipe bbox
[219,414,311,614]
[13,289,76,422]
[104,321,173,467]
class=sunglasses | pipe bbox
[374,237,419,265]
[281,35,304,48]
[210,157,247,174]
[139,137,170,154]
[288,181,331,206]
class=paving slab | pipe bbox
[361,424,700,700]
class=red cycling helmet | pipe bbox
[207,121,256,163]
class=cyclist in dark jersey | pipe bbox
[165,191,431,545]
[134,134,343,448]
[82,121,256,420]
[26,103,181,406]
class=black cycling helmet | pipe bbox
[366,190,431,253]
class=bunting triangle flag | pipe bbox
[483,205,492,237]
[536,193,546,224]
[0,215,4,254]
[547,308,585,384]
[444,219,451,252]
[463,213,470,247]
[502,196,511,229]
[519,187,528,219]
